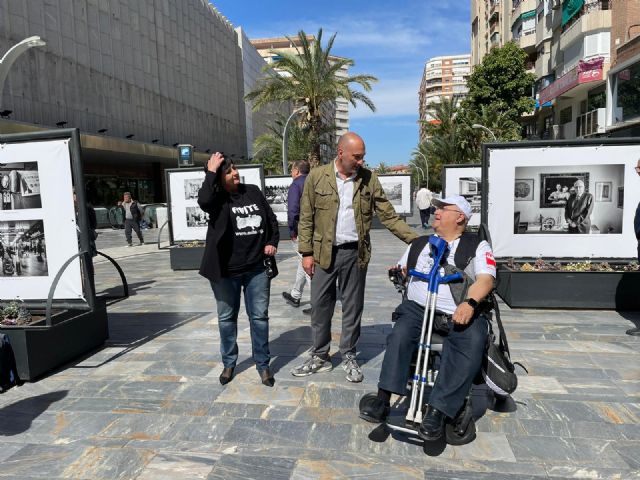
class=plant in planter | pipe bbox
[505,258,639,272]
[176,241,205,248]
[0,301,33,326]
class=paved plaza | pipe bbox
[0,223,639,479]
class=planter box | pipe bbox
[0,299,108,381]
[170,245,204,270]
[496,264,640,310]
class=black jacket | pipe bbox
[197,171,279,282]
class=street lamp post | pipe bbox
[414,150,429,189]
[0,36,46,108]
[472,123,497,141]
[413,165,424,186]
[282,106,308,175]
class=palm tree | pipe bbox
[245,29,378,165]
[375,162,390,174]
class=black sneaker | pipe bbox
[282,292,300,308]
[358,393,389,423]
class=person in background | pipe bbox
[565,180,593,234]
[415,183,433,229]
[122,192,144,246]
[282,160,311,308]
[198,152,279,387]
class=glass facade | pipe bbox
[614,60,640,123]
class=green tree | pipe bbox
[245,29,378,165]
[375,162,390,174]
[463,41,536,119]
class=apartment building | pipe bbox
[418,54,471,141]
[471,0,512,66]
[605,0,640,137]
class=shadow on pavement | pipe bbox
[0,390,68,436]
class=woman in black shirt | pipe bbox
[198,152,279,387]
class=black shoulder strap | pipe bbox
[406,235,430,273]
[454,232,480,270]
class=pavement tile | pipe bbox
[207,455,297,480]
[136,451,217,479]
[62,446,155,479]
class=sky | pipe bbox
[213,0,471,167]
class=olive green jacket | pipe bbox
[298,163,418,269]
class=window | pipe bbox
[614,60,640,122]
[559,106,573,124]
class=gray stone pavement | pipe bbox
[0,223,639,479]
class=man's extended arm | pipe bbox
[452,274,494,325]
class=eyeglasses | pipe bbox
[436,206,463,215]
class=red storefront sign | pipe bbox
[539,58,604,105]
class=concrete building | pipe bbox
[605,0,640,137]
[418,54,471,142]
[471,0,512,66]
[250,35,340,162]
[0,0,257,206]
[332,57,351,139]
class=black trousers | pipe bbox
[124,219,143,244]
[378,299,488,418]
[419,208,431,226]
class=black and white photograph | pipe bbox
[185,206,209,228]
[459,177,481,213]
[264,176,293,226]
[0,162,42,210]
[540,172,590,208]
[378,174,412,214]
[595,181,612,202]
[0,220,48,277]
[184,179,201,200]
[513,165,623,235]
[514,179,534,201]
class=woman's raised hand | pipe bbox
[207,152,225,173]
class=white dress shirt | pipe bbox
[333,161,359,245]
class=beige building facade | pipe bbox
[418,54,471,141]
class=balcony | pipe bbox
[576,108,606,137]
[518,29,537,51]
[560,6,611,50]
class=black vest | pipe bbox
[407,233,481,274]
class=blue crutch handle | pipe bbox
[408,269,431,282]
[441,272,463,283]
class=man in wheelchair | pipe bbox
[359,195,496,443]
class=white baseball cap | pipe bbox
[431,195,473,219]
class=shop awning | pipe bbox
[562,0,584,26]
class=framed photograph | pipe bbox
[265,176,293,226]
[514,179,534,201]
[0,162,42,210]
[618,186,624,209]
[540,172,589,208]
[0,135,87,301]
[166,165,265,243]
[595,181,612,202]
[442,164,481,226]
[483,141,640,259]
[377,174,412,215]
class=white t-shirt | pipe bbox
[415,188,432,210]
[397,235,496,315]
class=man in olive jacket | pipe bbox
[291,132,418,382]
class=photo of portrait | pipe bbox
[511,165,624,235]
[458,177,481,213]
[377,175,412,214]
[0,219,48,277]
[540,172,589,208]
[0,162,42,211]
[442,165,481,227]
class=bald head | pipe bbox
[336,132,366,177]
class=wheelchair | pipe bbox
[384,265,479,446]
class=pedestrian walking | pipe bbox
[121,192,144,246]
[291,132,418,382]
[415,183,433,229]
[282,160,311,308]
[198,152,279,386]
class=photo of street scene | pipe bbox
[184,178,202,200]
[185,206,209,227]
[0,162,42,211]
[381,182,402,206]
[265,176,292,225]
[513,164,624,235]
[0,219,48,277]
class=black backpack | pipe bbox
[0,333,21,392]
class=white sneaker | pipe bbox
[342,353,363,383]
